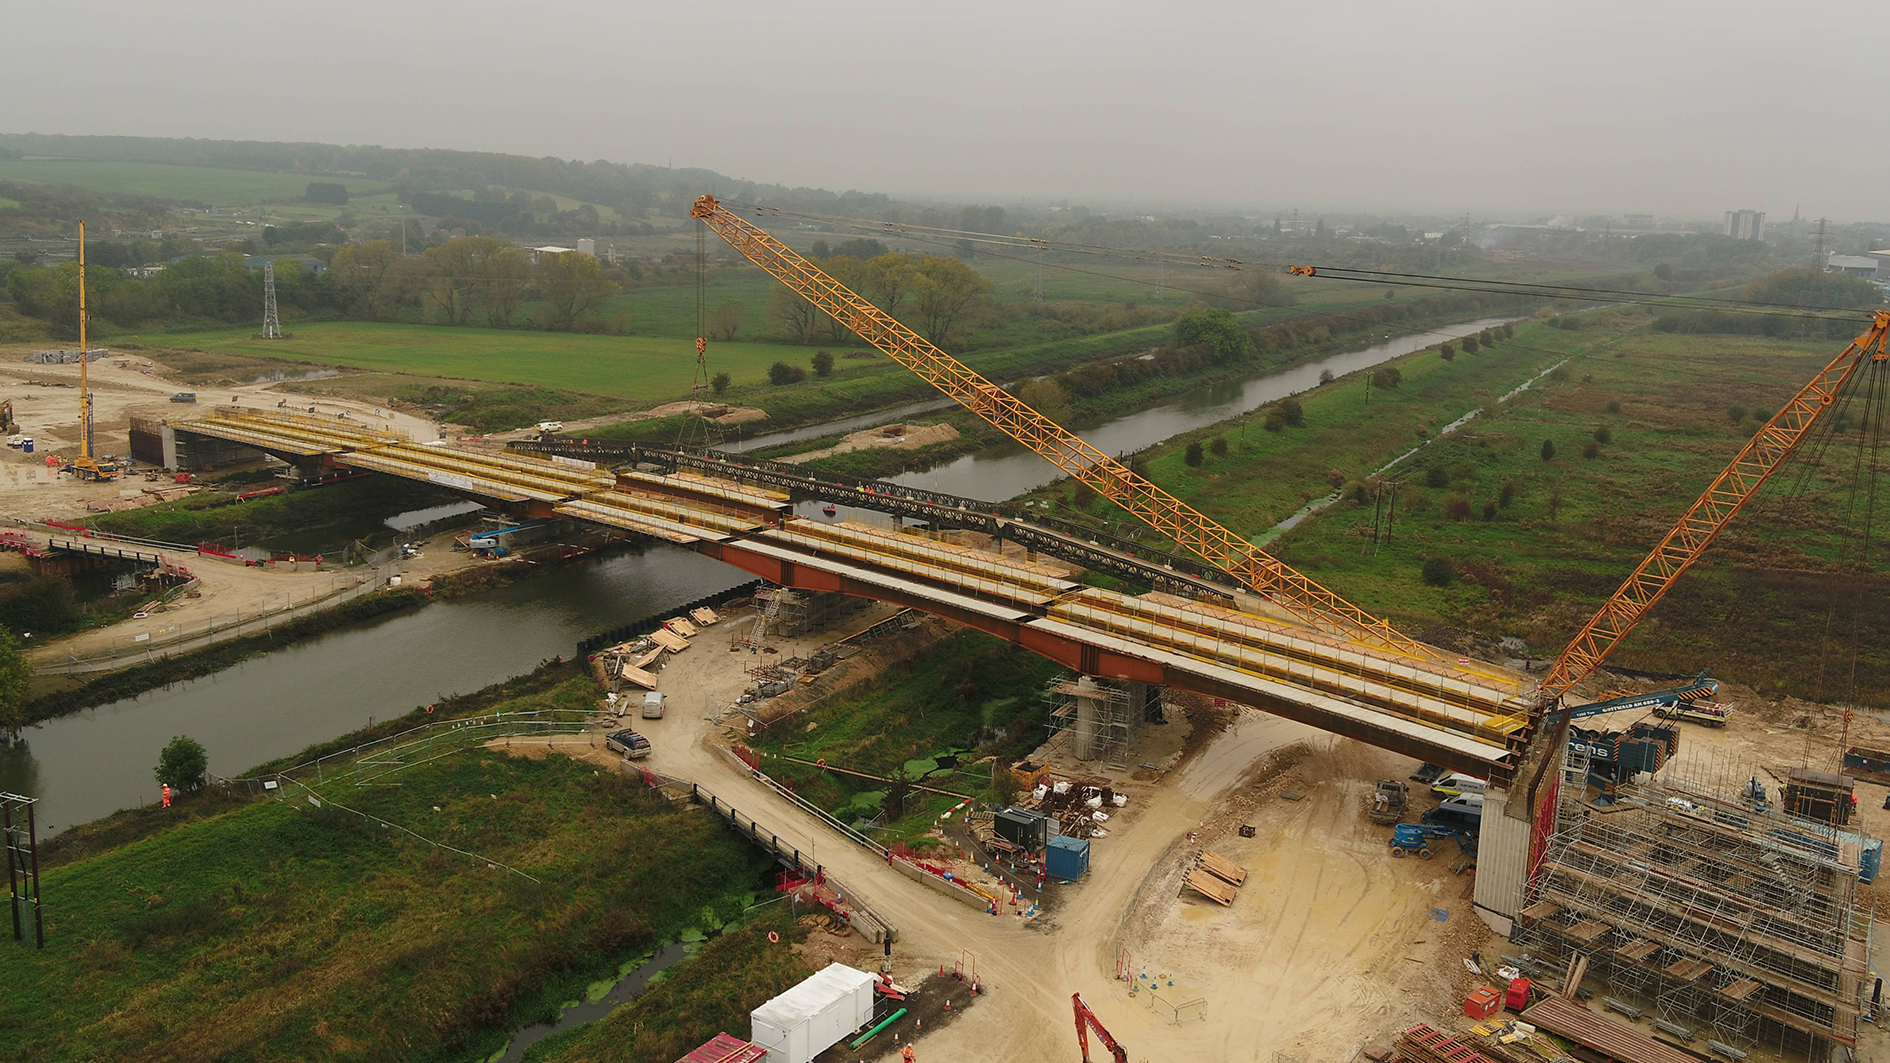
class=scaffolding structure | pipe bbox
[753,586,862,639]
[2,792,44,949]
[1514,771,1873,1061]
[1046,677,1146,768]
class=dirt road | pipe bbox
[604,604,1484,1063]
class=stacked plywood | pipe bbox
[690,607,721,626]
[1183,869,1237,906]
[1198,851,1247,887]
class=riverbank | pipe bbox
[1,683,778,1063]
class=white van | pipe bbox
[641,691,666,720]
[1430,772,1489,798]
[535,421,564,433]
[1423,793,1485,826]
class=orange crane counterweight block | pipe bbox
[690,194,1429,659]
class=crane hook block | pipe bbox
[1288,265,1317,276]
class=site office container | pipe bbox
[994,807,1049,851]
[1046,833,1089,881]
[750,962,876,1063]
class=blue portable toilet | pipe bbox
[21,439,32,454]
[1046,834,1089,881]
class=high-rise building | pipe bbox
[1723,209,1766,240]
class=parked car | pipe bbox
[641,691,666,720]
[606,729,652,760]
[170,392,197,403]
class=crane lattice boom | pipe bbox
[1539,309,1890,702]
[690,194,1428,658]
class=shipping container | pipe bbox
[1046,833,1089,881]
[994,807,1049,851]
[750,963,876,1063]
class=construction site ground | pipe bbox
[497,601,1545,1063]
[1,348,496,670]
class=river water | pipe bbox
[2,315,1513,833]
[0,546,745,832]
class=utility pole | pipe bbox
[261,261,282,339]
[1034,243,1044,304]
[1813,217,1828,270]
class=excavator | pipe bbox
[1073,993,1128,1063]
[689,192,1890,843]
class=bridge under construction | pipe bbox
[163,407,1538,783]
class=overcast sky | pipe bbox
[9,0,1888,220]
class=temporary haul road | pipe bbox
[168,407,1539,782]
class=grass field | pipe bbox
[0,158,393,206]
[746,629,1065,844]
[119,320,800,402]
[4,676,774,1063]
[1037,309,1890,704]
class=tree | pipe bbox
[1277,397,1304,427]
[1606,399,1621,413]
[910,255,991,347]
[1015,378,1071,423]
[474,242,530,327]
[810,350,834,377]
[1478,329,1495,347]
[1540,438,1556,461]
[1318,368,1334,385]
[708,300,743,341]
[769,287,820,343]
[1370,366,1402,389]
[1209,435,1229,457]
[1439,343,1456,361]
[1461,334,1480,354]
[538,252,617,331]
[1420,557,1454,587]
[1184,441,1205,467]
[1593,425,1612,444]
[421,237,482,325]
[1174,306,1248,364]
[1727,404,1748,423]
[1426,465,1450,488]
[711,372,731,394]
[328,240,402,318]
[768,361,806,386]
[862,253,918,316]
[1482,500,1498,521]
[1500,322,1514,339]
[304,182,348,205]
[0,630,28,741]
[155,735,208,792]
[1582,440,1603,459]
[1498,481,1516,508]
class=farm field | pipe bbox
[0,158,394,206]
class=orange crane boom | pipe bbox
[1538,309,1890,703]
[690,194,1427,658]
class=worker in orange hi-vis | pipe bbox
[162,784,171,809]
[901,1046,915,1062]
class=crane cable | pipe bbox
[732,200,1871,323]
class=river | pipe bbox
[0,546,745,832]
[3,315,1512,833]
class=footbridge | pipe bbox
[168,409,1541,782]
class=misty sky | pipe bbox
[9,0,1888,219]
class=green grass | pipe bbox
[3,679,774,1063]
[0,159,393,205]
[118,321,802,403]
[746,629,1066,842]
[1038,309,1890,704]
[87,472,463,549]
[524,908,815,1063]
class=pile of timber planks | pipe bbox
[1183,850,1249,906]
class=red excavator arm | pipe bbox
[1073,992,1128,1063]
